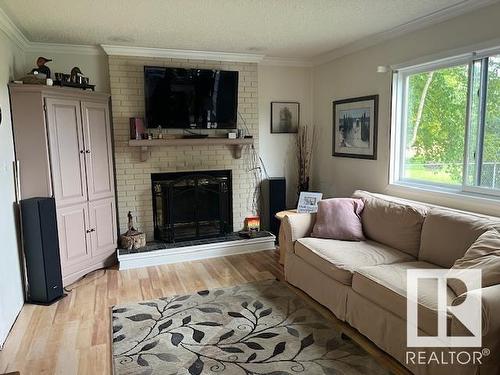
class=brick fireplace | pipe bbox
[108,55,259,238]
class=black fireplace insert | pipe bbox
[152,170,232,243]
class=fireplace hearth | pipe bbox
[152,170,232,243]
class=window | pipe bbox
[392,51,500,197]
[467,56,500,191]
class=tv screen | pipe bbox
[144,66,238,129]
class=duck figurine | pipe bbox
[31,56,52,78]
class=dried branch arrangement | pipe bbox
[296,124,316,194]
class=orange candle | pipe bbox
[245,216,260,232]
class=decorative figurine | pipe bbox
[119,211,146,250]
[70,66,83,83]
[127,211,135,232]
[31,56,52,78]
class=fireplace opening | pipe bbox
[152,170,232,243]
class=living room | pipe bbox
[0,1,499,374]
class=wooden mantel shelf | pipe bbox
[128,137,254,161]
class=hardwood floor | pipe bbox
[0,249,408,375]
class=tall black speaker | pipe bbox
[20,197,64,304]
[261,178,286,236]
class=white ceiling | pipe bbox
[0,0,494,59]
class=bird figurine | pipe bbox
[70,66,83,83]
[31,56,52,78]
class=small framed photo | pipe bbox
[333,95,378,159]
[271,102,299,133]
[297,192,323,213]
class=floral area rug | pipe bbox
[111,279,389,374]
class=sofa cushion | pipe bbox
[448,229,500,296]
[311,198,365,241]
[294,237,413,286]
[353,190,428,257]
[419,208,495,268]
[352,261,455,336]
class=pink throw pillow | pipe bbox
[311,198,365,241]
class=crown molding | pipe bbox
[260,56,313,67]
[0,8,103,55]
[101,44,265,63]
[0,6,29,49]
[313,0,499,66]
[2,0,498,67]
[27,42,104,56]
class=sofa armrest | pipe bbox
[451,284,500,372]
[281,213,316,260]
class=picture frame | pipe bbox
[296,191,323,213]
[271,101,300,134]
[332,95,378,160]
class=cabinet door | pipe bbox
[57,203,91,276]
[81,101,115,201]
[88,197,117,258]
[45,98,87,207]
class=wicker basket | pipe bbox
[119,229,146,250]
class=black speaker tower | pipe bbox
[261,178,286,236]
[20,197,64,304]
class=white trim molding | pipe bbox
[28,42,104,56]
[101,44,265,64]
[117,235,276,270]
[260,56,314,67]
[313,0,498,66]
[0,6,29,49]
[1,0,498,66]
[0,7,104,55]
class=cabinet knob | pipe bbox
[86,229,91,233]
[80,150,85,154]
[85,150,91,154]
[91,228,96,232]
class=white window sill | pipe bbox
[385,182,500,218]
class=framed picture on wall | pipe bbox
[271,101,300,133]
[332,95,378,159]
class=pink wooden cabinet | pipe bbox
[9,85,117,286]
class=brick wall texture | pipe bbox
[108,56,259,238]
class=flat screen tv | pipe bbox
[144,66,238,129]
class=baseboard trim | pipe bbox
[118,235,276,270]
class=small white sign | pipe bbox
[297,192,323,213]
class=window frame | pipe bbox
[463,54,500,197]
[390,49,500,198]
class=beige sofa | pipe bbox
[281,190,500,375]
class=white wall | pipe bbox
[0,32,25,347]
[312,2,500,216]
[24,50,110,92]
[258,65,313,209]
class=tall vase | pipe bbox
[296,177,310,206]
[298,177,310,193]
